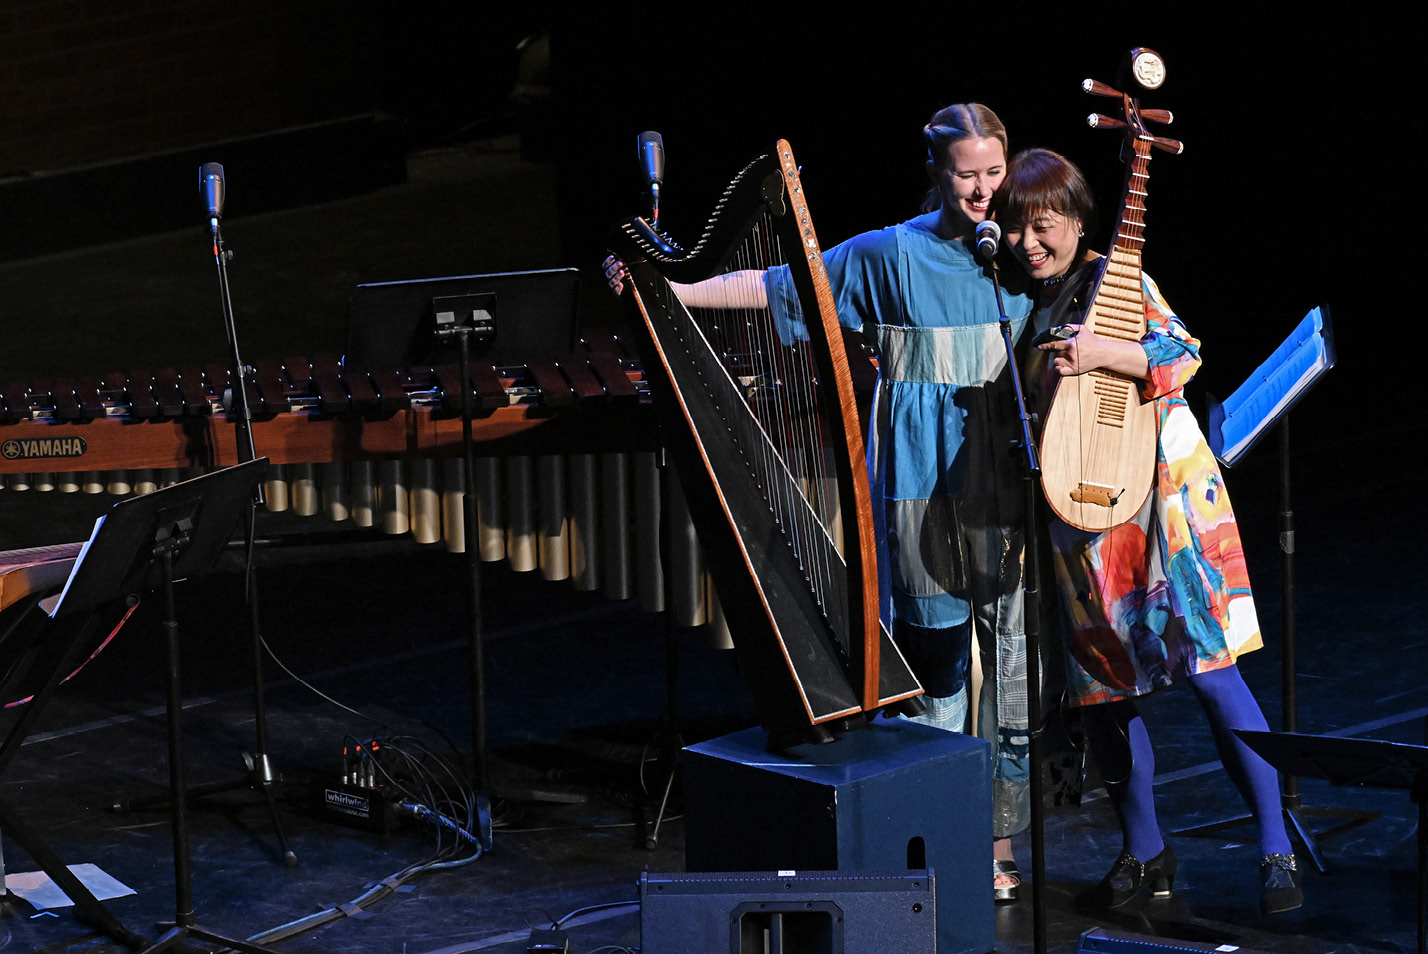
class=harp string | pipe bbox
[685,211,843,628]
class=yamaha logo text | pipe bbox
[2,436,88,461]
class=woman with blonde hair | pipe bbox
[606,104,1038,900]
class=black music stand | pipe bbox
[0,828,13,919]
[430,301,495,849]
[54,459,279,954]
[1236,729,1428,954]
[1171,306,1377,870]
[343,268,583,844]
[346,267,580,369]
[0,593,149,948]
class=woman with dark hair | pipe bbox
[997,147,1302,915]
[605,104,1038,901]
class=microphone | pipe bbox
[200,162,225,221]
[975,219,1000,263]
[637,131,664,223]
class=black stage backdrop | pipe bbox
[552,9,1405,454]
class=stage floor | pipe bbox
[1,515,1422,954]
[1,135,1423,954]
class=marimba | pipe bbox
[0,334,724,630]
[0,542,83,614]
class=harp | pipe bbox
[609,141,922,743]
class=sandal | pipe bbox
[993,858,1020,903]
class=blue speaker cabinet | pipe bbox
[682,719,992,954]
[640,870,936,954]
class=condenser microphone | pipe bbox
[975,219,1000,263]
[200,162,225,220]
[637,131,665,223]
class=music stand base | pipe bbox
[111,763,297,868]
[1171,802,1381,874]
[0,798,149,948]
[142,921,283,954]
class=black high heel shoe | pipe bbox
[1260,853,1302,914]
[1076,844,1177,910]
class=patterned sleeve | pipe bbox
[1139,271,1202,399]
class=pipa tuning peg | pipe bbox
[1087,113,1128,130]
[1082,78,1122,98]
[1140,108,1174,125]
[1150,136,1184,155]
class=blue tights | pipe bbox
[1080,665,1292,860]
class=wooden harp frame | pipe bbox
[609,141,921,737]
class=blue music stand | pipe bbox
[1174,306,1375,872]
[1205,304,1335,467]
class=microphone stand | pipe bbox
[212,196,297,854]
[988,250,1049,954]
[122,166,298,867]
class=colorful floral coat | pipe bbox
[1037,265,1263,706]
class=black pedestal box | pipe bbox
[681,719,992,954]
[640,870,936,954]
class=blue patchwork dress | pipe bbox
[767,211,1036,836]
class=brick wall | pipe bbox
[0,0,382,174]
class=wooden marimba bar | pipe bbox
[0,333,724,630]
